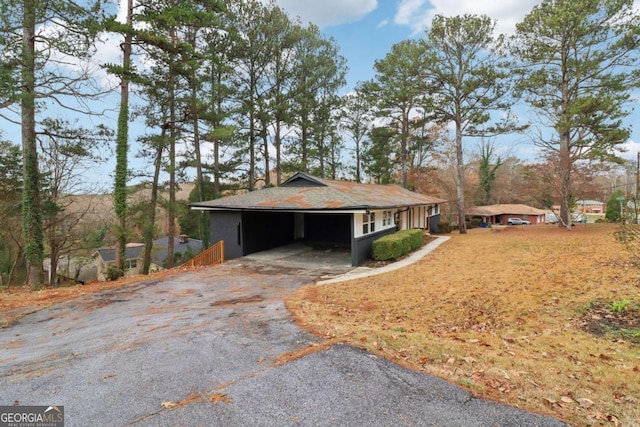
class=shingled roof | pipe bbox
[190,172,445,211]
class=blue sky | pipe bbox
[273,0,640,162]
[277,0,540,90]
[2,0,640,191]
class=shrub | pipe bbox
[106,266,124,281]
[372,229,423,261]
[437,221,452,233]
[397,228,423,250]
[372,234,404,261]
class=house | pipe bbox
[93,236,203,281]
[151,235,203,267]
[190,172,445,266]
[467,204,549,225]
[575,199,605,214]
[93,243,145,281]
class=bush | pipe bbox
[437,221,452,233]
[397,229,423,250]
[372,229,423,261]
[105,265,124,281]
[372,234,404,261]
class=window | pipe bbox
[124,259,138,270]
[362,212,376,234]
[382,210,393,226]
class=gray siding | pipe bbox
[351,227,397,266]
[430,214,441,234]
[210,211,243,260]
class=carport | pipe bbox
[190,172,444,266]
[209,209,352,259]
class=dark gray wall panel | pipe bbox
[210,211,244,260]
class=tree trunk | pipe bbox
[401,113,409,188]
[455,123,467,234]
[114,0,133,272]
[49,242,59,286]
[559,140,572,229]
[167,76,176,269]
[22,0,44,288]
[142,142,163,274]
[301,117,308,172]
[190,32,208,248]
[559,64,573,230]
[262,123,270,186]
[275,120,282,185]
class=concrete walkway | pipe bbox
[319,235,451,284]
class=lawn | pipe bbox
[286,223,640,426]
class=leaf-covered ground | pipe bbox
[287,224,640,426]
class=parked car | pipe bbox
[573,214,586,223]
[507,218,531,225]
[545,213,559,224]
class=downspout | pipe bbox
[394,207,410,231]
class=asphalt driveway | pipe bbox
[0,256,569,426]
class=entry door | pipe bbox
[294,213,304,240]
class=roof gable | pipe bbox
[281,173,326,187]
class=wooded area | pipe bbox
[1,0,640,287]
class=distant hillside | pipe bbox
[65,182,198,245]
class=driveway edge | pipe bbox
[317,235,451,285]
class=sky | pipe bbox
[272,0,640,161]
[277,0,540,90]
[2,0,640,191]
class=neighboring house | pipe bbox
[190,172,445,266]
[467,204,548,225]
[151,235,203,267]
[93,243,145,281]
[575,199,605,214]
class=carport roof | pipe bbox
[190,172,445,212]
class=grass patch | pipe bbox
[582,299,640,343]
[287,224,640,426]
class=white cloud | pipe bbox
[394,0,428,31]
[394,0,541,36]
[616,139,640,162]
[273,0,378,27]
[377,18,390,28]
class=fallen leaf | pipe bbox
[607,414,620,426]
[560,396,574,404]
[103,373,116,379]
[209,393,232,405]
[462,356,476,364]
[577,398,594,409]
[161,402,178,409]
